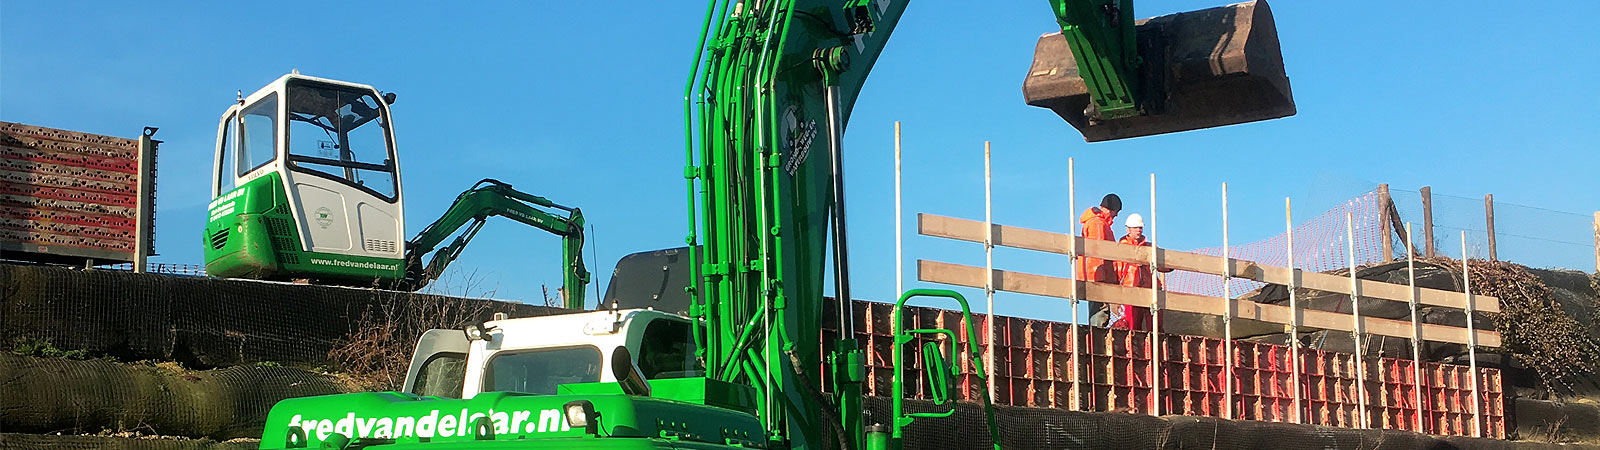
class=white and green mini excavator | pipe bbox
[203,73,589,304]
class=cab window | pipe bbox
[637,319,701,379]
[285,81,398,200]
[216,112,237,195]
[410,352,467,399]
[239,94,278,176]
[483,346,602,395]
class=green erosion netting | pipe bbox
[0,434,256,450]
[0,264,561,367]
[0,353,348,439]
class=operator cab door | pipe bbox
[279,76,405,262]
[404,329,471,398]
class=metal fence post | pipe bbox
[1379,184,1393,262]
[133,127,158,273]
[1421,187,1435,258]
[1485,194,1497,262]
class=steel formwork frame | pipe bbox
[887,137,1506,438]
[820,299,1507,438]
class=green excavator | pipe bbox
[250,1,1294,449]
[202,74,589,306]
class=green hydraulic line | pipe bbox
[683,0,719,368]
[686,0,1153,447]
[401,178,589,309]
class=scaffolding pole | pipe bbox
[1068,158,1080,411]
[1222,183,1235,420]
[1463,232,1482,438]
[1287,198,1303,424]
[1347,213,1369,428]
[984,141,995,401]
[1149,174,1163,415]
[1405,223,1425,432]
[894,122,902,300]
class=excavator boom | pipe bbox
[685,0,1295,448]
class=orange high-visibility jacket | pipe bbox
[1077,207,1117,283]
[1115,234,1153,288]
[1112,233,1168,331]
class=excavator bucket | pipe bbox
[1024,0,1295,142]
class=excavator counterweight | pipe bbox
[1026,0,1295,141]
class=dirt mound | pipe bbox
[1164,259,1600,400]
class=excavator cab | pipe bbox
[204,73,407,282]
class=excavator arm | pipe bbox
[685,1,1292,449]
[399,178,589,309]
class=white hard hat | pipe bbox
[1125,213,1145,228]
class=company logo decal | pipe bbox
[315,207,334,228]
[288,408,570,442]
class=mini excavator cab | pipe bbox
[205,74,407,282]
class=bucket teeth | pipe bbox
[1024,0,1296,142]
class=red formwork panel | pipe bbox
[819,298,1506,439]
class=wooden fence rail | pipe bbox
[915,213,1501,348]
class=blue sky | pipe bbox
[4,2,1596,322]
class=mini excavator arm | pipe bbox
[400,179,589,309]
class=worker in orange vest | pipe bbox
[1078,194,1120,327]
[1112,213,1170,330]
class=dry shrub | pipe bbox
[325,270,497,391]
[1427,258,1600,396]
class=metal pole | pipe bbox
[1149,173,1162,415]
[1068,158,1081,411]
[895,122,903,300]
[1421,187,1435,259]
[1287,197,1302,424]
[1592,212,1598,273]
[134,128,158,273]
[1222,183,1234,420]
[984,141,996,402]
[1406,223,1424,432]
[1462,232,1482,438]
[1484,194,1497,262]
[1347,212,1368,428]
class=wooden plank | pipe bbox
[917,259,1502,347]
[918,213,1500,313]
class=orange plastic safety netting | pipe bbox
[1166,189,1391,297]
